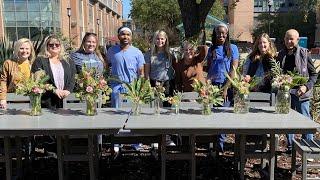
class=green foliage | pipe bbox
[209,0,226,20]
[167,91,183,106]
[15,70,55,96]
[121,77,153,104]
[270,58,308,90]
[75,65,112,104]
[0,36,14,70]
[132,35,150,53]
[192,79,224,106]
[311,83,320,121]
[253,9,316,47]
[130,0,181,32]
[54,31,77,55]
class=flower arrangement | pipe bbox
[152,82,166,115]
[191,79,223,115]
[270,59,307,90]
[270,59,308,114]
[226,67,259,95]
[168,91,183,106]
[15,70,54,96]
[168,91,183,114]
[75,66,112,116]
[152,82,166,101]
[122,77,153,115]
[15,70,55,116]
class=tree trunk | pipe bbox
[178,0,215,39]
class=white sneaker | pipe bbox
[166,140,176,146]
[114,147,120,153]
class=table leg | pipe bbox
[161,134,166,180]
[88,134,96,180]
[239,135,246,180]
[291,141,297,175]
[15,136,23,178]
[269,133,275,180]
[4,136,11,180]
[190,134,196,180]
[57,135,64,180]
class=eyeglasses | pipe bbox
[48,43,61,48]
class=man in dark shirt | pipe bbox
[277,29,318,153]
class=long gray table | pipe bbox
[0,108,129,180]
[124,107,320,180]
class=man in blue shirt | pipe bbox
[107,26,145,108]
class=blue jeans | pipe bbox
[287,94,313,150]
[213,82,234,152]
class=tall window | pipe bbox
[3,0,61,41]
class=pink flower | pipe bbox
[99,79,107,87]
[86,86,94,93]
[32,87,43,94]
[243,75,251,83]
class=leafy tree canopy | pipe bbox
[209,0,226,21]
[130,0,181,32]
[253,1,317,47]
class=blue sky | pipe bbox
[122,0,131,19]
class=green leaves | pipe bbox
[0,37,14,69]
[123,77,153,104]
[192,79,224,106]
[130,0,181,32]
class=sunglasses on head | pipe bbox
[48,43,61,48]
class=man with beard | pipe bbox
[107,26,145,108]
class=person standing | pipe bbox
[145,30,175,107]
[277,29,318,153]
[207,23,239,153]
[31,35,76,109]
[70,32,105,75]
[107,26,145,108]
[0,38,36,109]
[242,33,277,92]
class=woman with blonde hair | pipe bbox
[0,38,35,109]
[70,32,104,74]
[144,30,175,107]
[31,34,76,108]
[242,33,277,92]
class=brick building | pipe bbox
[0,0,123,46]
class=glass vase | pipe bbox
[275,88,291,114]
[132,102,141,116]
[173,104,180,115]
[234,92,250,114]
[154,97,161,115]
[202,103,212,115]
[29,94,42,116]
[86,97,97,116]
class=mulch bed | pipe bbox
[0,132,319,179]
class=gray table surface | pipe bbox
[0,108,130,135]
[124,107,320,135]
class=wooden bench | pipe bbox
[292,138,320,180]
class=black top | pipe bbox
[283,53,295,73]
[31,57,76,108]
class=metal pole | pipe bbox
[268,5,271,36]
[67,7,71,47]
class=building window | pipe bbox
[3,0,60,41]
